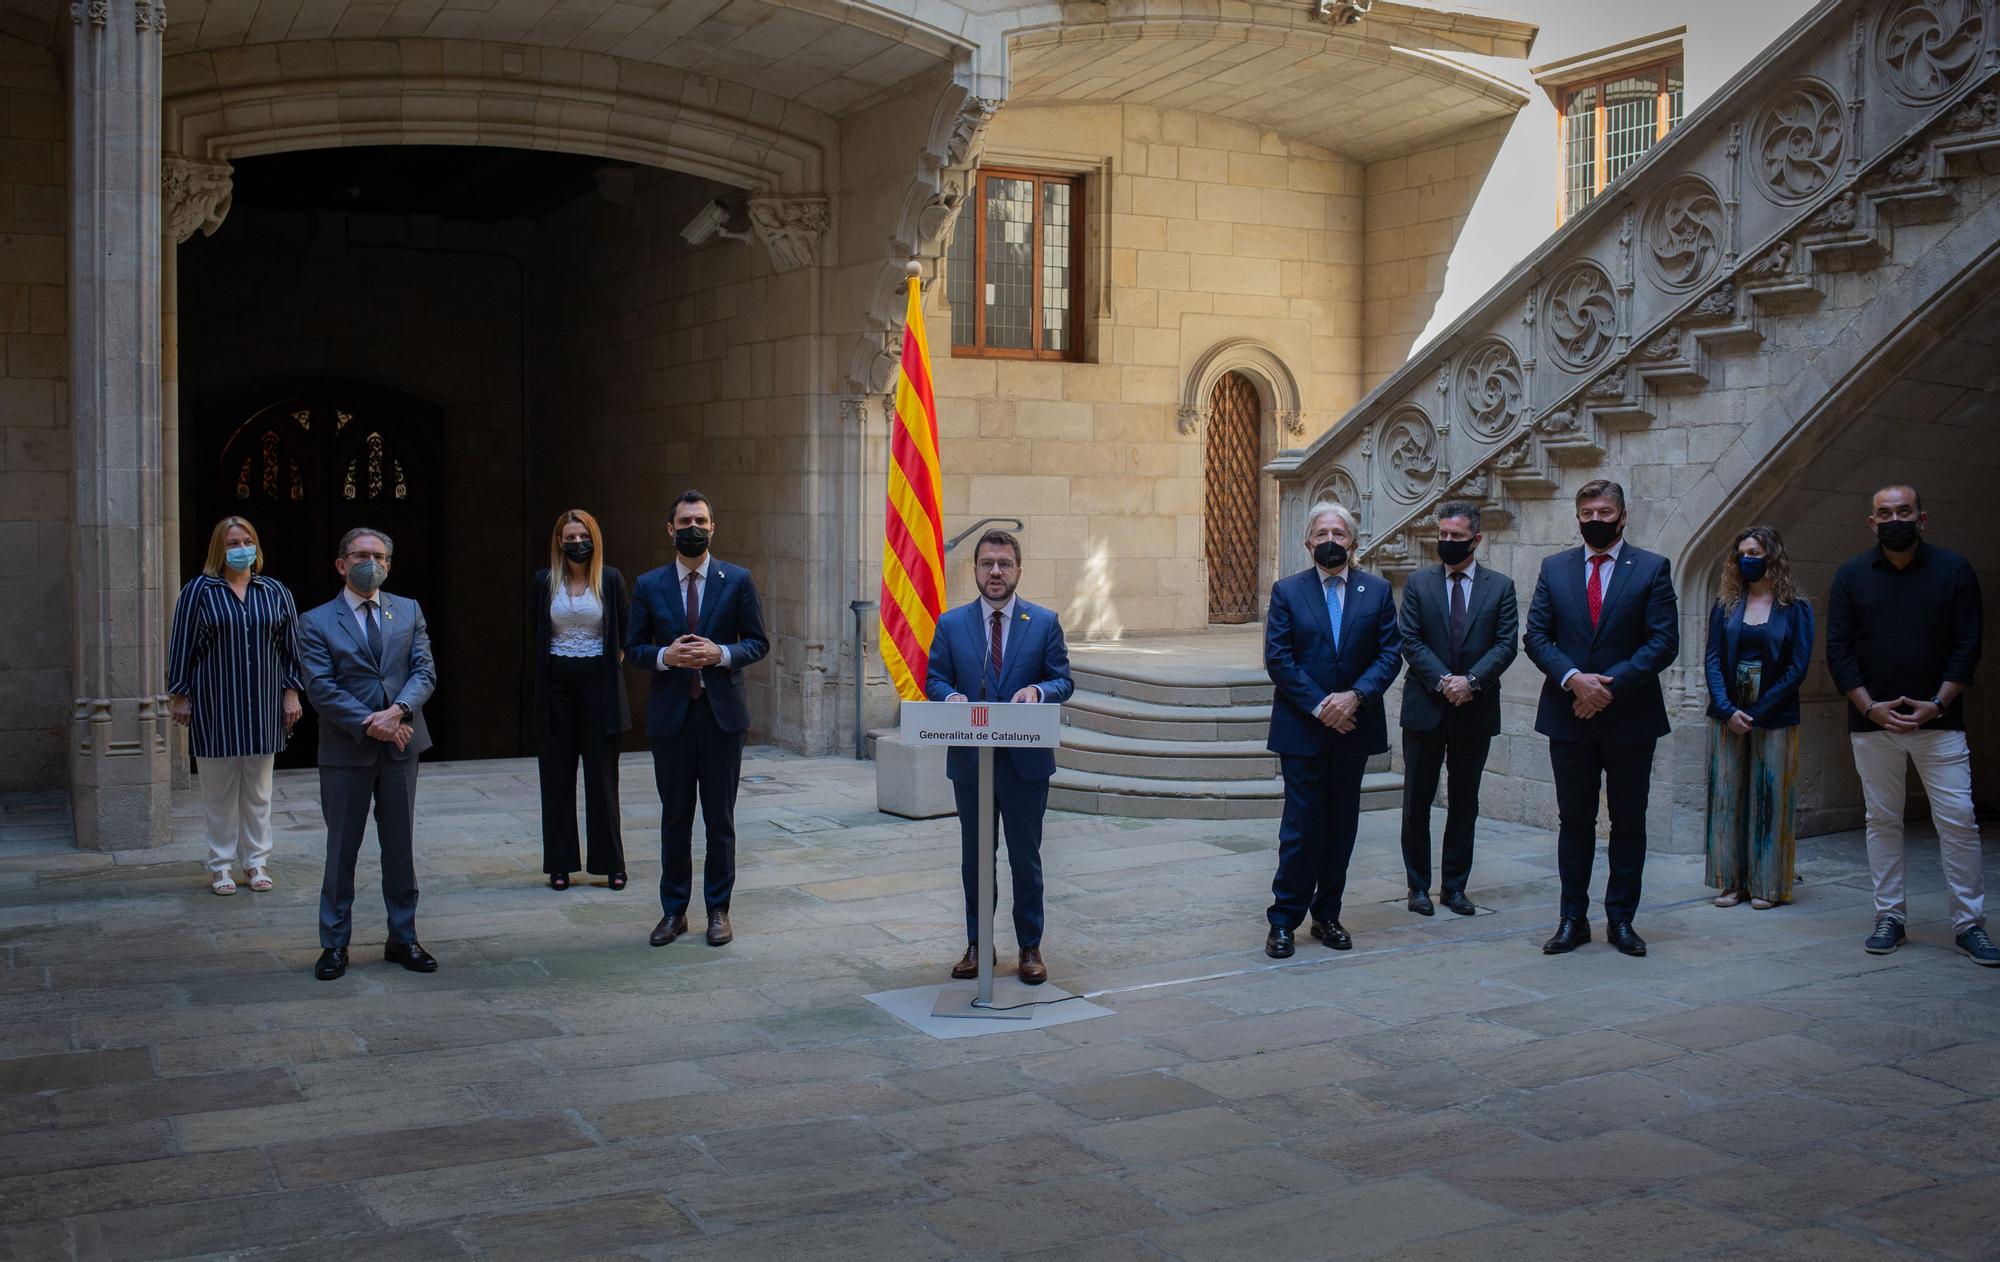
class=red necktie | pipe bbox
[990,608,1004,691]
[685,571,704,698]
[1587,554,1610,629]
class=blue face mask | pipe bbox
[1737,555,1768,583]
[224,545,257,572]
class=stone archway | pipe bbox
[1182,339,1304,622]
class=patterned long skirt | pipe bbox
[1705,659,1800,904]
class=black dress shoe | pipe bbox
[384,940,439,972]
[1265,925,1295,959]
[1441,890,1477,917]
[1542,917,1591,954]
[608,872,627,891]
[313,947,348,981]
[706,910,733,946]
[1407,889,1435,916]
[1607,921,1648,957]
[1309,920,1352,950]
[549,873,570,890]
[649,914,688,947]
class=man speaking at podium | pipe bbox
[926,529,1074,986]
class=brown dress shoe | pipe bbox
[950,945,979,979]
[649,914,688,947]
[1018,947,1048,985]
[706,910,733,946]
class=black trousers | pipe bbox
[651,695,745,917]
[1548,734,1656,922]
[317,751,420,950]
[950,758,1048,948]
[1268,749,1369,928]
[537,655,626,877]
[1399,715,1492,896]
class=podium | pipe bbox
[900,700,1062,1019]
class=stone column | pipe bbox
[68,0,170,849]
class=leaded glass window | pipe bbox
[945,168,1084,360]
[1558,57,1685,224]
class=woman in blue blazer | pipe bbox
[1704,526,1813,909]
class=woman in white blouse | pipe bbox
[530,509,632,889]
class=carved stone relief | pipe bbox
[1311,467,1359,510]
[1379,409,1439,504]
[1876,0,1985,105]
[1754,80,1847,204]
[1644,175,1725,292]
[1457,338,1524,440]
[1542,262,1619,373]
[162,156,231,243]
[746,197,830,273]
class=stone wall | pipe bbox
[177,206,530,759]
[0,33,68,791]
[928,102,1368,637]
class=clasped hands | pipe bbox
[1866,695,1940,733]
[1437,675,1475,706]
[1567,672,1615,719]
[662,635,724,670]
[1314,690,1360,733]
[364,707,413,751]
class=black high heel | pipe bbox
[549,873,570,890]
[609,872,627,891]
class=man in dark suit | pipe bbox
[297,527,438,981]
[1263,501,1402,958]
[1398,500,1519,917]
[628,490,769,949]
[926,529,1074,985]
[1523,479,1680,957]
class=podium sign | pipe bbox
[901,701,1062,1019]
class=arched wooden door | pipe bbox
[1203,371,1262,623]
[187,385,444,768]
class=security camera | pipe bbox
[679,199,751,247]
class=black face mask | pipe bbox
[1313,539,1348,571]
[1436,538,1476,567]
[561,540,594,563]
[674,526,710,558]
[1579,517,1623,550]
[1876,520,1920,552]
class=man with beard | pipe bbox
[926,529,1073,985]
[1827,484,1993,966]
[1262,501,1402,959]
[629,490,769,949]
[1524,479,1679,958]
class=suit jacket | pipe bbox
[528,565,633,741]
[1523,544,1680,743]
[1265,566,1403,758]
[298,590,436,766]
[1399,563,1520,736]
[1704,597,1814,728]
[924,597,1075,782]
[626,558,769,738]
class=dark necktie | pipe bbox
[362,599,384,667]
[1448,573,1469,672]
[685,571,704,698]
[989,608,1005,696]
[1588,554,1610,629]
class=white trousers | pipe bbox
[198,755,275,876]
[1850,730,1986,932]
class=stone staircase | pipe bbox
[1048,630,1402,819]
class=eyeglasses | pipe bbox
[345,551,389,563]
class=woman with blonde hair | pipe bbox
[1703,525,1813,909]
[167,516,305,894]
[530,509,631,889]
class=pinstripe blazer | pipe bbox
[165,574,305,758]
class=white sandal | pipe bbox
[211,874,238,896]
[246,869,273,892]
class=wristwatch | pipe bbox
[395,701,413,723]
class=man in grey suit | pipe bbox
[298,527,438,981]
[1397,501,1518,917]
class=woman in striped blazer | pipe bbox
[167,516,305,895]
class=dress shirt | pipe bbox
[656,556,732,671]
[978,593,1042,701]
[342,585,384,640]
[1316,564,1350,713]
[1560,539,1624,689]
[1827,541,1982,732]
[1441,561,1478,686]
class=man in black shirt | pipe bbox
[1826,484,1993,967]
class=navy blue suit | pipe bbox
[627,558,769,918]
[1704,598,1814,728]
[925,597,1073,948]
[1523,543,1680,922]
[1263,566,1402,929]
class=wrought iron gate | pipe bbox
[1203,371,1261,623]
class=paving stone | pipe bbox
[1615,1001,1813,1051]
[703,1047,904,1088]
[0,1118,176,1178]
[226,1228,475,1261]
[1709,1032,1874,1084]
[173,1086,489,1153]
[0,1046,153,1093]
[1144,1005,1385,1062]
[1480,987,1691,1036]
[1291,1108,1535,1178]
[0,1022,72,1058]
[875,1091,1093,1154]
[1897,1041,2000,1096]
[661,1208,956,1261]
[1224,1083,1406,1137]
[0,1149,276,1225]
[152,1029,366,1076]
[1016,1042,1187,1087]
[1145,1174,1512,1262]
[913,1131,1122,1196]
[50,1065,302,1129]
[883,1060,1041,1104]
[0,1220,72,1261]
[1801,1065,1975,1111]
[346,1013,567,1055]
[1121,1147,1348,1215]
[1051,1070,1222,1121]
[1654,1093,1892,1157]
[1367,1193,1756,1261]
[919,1176,1171,1254]
[1846,1172,2000,1261]
[67,1187,376,1262]
[266,1115,595,1186]
[1477,1028,1682,1088]
[356,1140,712,1228]
[1435,1127,1738,1213]
[1077,1105,1272,1165]
[676,1156,937,1226]
[453,1190,699,1258]
[1344,1061,1504,1114]
[1470,1070,1701,1141]
[1675,1145,1945,1228]
[1681,1225,1933,1261]
[1338,1011,1542,1067]
[698,1116,902,1174]
[1864,1098,2000,1175]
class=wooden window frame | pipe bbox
[950,166,1085,362]
[1554,56,1683,226]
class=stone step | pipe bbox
[1056,729,1278,781]
[1048,767,1403,820]
[1069,663,1272,708]
[1062,690,1271,741]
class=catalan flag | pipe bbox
[880,268,947,700]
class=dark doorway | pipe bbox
[1204,370,1263,624]
[185,383,446,768]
